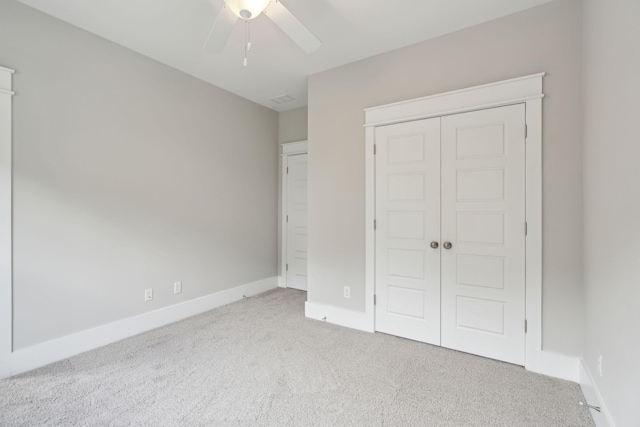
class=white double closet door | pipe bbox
[375,104,526,365]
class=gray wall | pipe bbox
[307,0,584,356]
[279,107,308,145]
[277,107,308,280]
[583,0,640,424]
[0,1,279,349]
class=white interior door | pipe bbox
[440,104,526,365]
[375,118,441,345]
[286,154,308,291]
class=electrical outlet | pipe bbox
[597,354,603,377]
[174,281,182,294]
[343,286,350,298]
[144,288,153,302]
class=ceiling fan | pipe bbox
[203,0,321,65]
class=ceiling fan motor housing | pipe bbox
[204,0,322,56]
[225,0,270,21]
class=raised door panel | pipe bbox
[375,118,441,345]
[286,154,308,291]
[440,104,526,365]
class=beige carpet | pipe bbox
[0,288,594,426]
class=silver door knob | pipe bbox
[443,241,452,249]
[430,241,439,249]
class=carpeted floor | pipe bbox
[0,288,594,426]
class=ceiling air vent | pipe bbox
[271,94,295,104]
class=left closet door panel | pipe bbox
[375,118,441,345]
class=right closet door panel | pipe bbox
[440,104,526,365]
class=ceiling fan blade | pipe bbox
[203,3,239,54]
[265,1,321,53]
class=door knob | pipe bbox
[430,241,439,249]
[443,241,452,250]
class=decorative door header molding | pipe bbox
[0,66,15,97]
[364,72,544,128]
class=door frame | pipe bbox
[0,65,15,379]
[364,73,546,373]
[279,140,308,288]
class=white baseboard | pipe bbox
[579,358,615,427]
[526,350,580,382]
[305,301,374,332]
[305,300,587,387]
[0,353,10,379]
[3,276,277,378]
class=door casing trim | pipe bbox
[0,65,14,379]
[364,73,545,374]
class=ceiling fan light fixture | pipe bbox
[225,0,271,21]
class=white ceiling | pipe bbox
[16,0,553,112]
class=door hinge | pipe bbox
[525,319,528,333]
[525,222,528,236]
[374,295,376,305]
[374,219,377,230]
[286,166,289,174]
[286,215,289,223]
[286,263,288,271]
[373,144,377,155]
[525,124,528,139]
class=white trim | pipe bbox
[364,95,544,128]
[579,359,616,427]
[524,96,544,376]
[365,73,544,128]
[0,65,15,74]
[280,141,307,289]
[0,66,13,380]
[526,351,579,382]
[281,140,308,155]
[364,126,376,330]
[280,149,288,288]
[365,72,545,116]
[364,74,552,377]
[2,277,277,378]
[305,301,374,332]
